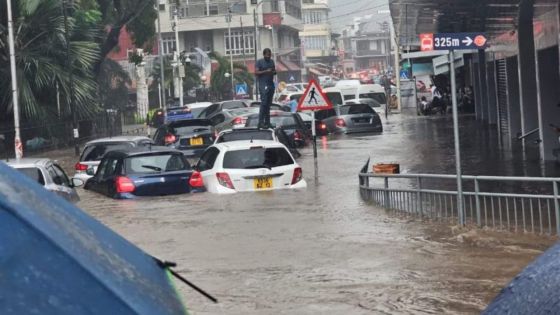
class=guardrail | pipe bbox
[359,162,560,235]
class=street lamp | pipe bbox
[226,8,234,99]
[200,75,208,101]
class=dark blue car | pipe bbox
[84,147,202,199]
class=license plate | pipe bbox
[253,177,273,189]
[189,137,204,146]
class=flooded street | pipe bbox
[65,113,557,314]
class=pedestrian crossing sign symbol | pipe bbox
[236,83,248,95]
[400,70,409,80]
[297,80,333,111]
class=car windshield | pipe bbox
[223,147,294,169]
[168,120,212,135]
[339,104,375,115]
[190,107,206,118]
[217,130,274,143]
[359,92,386,104]
[81,143,134,161]
[222,101,246,110]
[125,153,189,174]
[246,115,297,127]
[15,167,45,185]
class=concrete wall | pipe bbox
[536,46,560,160]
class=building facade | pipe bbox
[299,0,335,78]
[156,0,303,83]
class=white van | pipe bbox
[334,80,386,107]
[322,87,345,106]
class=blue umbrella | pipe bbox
[0,161,214,314]
[483,242,560,314]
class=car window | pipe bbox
[52,164,70,187]
[199,104,218,118]
[343,95,354,101]
[217,130,274,143]
[223,147,294,169]
[197,147,220,171]
[314,109,336,120]
[289,94,303,101]
[125,153,189,174]
[359,92,386,104]
[81,143,134,161]
[190,107,206,118]
[326,92,343,106]
[97,158,118,179]
[246,115,296,127]
[222,101,246,110]
[278,95,288,102]
[138,139,154,146]
[15,167,45,186]
[210,114,225,126]
[340,104,375,115]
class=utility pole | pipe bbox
[227,8,234,98]
[173,6,183,107]
[253,8,259,100]
[6,0,22,159]
[156,0,165,110]
[240,17,247,69]
[62,0,80,156]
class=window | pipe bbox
[340,104,375,115]
[125,154,188,174]
[222,101,246,110]
[359,92,386,104]
[81,143,134,162]
[161,35,176,55]
[52,164,71,187]
[303,10,325,24]
[197,147,220,171]
[210,114,225,126]
[303,36,328,50]
[223,147,294,169]
[224,30,255,56]
[204,4,218,16]
[16,167,45,186]
[169,5,188,19]
[98,159,119,179]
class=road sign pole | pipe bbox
[449,50,464,226]
[311,111,317,159]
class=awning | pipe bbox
[280,60,301,71]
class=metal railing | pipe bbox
[359,164,560,236]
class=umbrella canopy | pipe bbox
[0,162,187,315]
[483,242,560,314]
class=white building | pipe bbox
[299,0,335,77]
[156,0,304,83]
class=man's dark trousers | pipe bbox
[259,85,274,127]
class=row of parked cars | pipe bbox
[5,95,383,203]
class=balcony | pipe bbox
[355,50,386,58]
[169,1,247,19]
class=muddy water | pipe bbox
[68,114,557,314]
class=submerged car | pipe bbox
[245,111,310,147]
[84,147,198,199]
[73,136,154,182]
[153,119,214,158]
[7,158,81,203]
[317,103,383,134]
[194,140,306,194]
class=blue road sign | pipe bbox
[432,33,488,50]
[400,70,409,80]
[236,83,248,95]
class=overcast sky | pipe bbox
[328,0,390,33]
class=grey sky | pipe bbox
[328,0,390,33]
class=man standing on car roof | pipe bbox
[255,48,277,129]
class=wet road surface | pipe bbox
[56,113,557,314]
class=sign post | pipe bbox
[297,80,333,170]
[418,32,488,226]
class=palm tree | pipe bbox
[151,54,202,102]
[208,52,253,100]
[0,0,99,120]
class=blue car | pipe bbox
[165,106,194,123]
[84,147,203,199]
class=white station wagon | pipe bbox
[194,140,307,194]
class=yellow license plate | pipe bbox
[189,137,204,146]
[253,177,273,189]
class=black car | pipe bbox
[153,119,214,158]
[197,100,250,119]
[245,111,310,148]
[84,147,197,199]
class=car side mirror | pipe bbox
[71,178,84,188]
[86,168,95,176]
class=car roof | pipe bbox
[186,102,213,109]
[213,140,285,151]
[85,136,151,145]
[219,127,274,135]
[4,158,52,168]
[103,146,182,158]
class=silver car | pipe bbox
[207,107,259,132]
[318,104,383,134]
[6,158,81,203]
[74,136,154,182]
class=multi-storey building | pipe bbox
[156,0,303,83]
[299,0,335,77]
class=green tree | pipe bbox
[151,55,202,101]
[208,52,253,100]
[0,0,99,120]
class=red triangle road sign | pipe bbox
[296,80,334,111]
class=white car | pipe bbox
[194,140,307,194]
[215,128,277,144]
[185,102,213,118]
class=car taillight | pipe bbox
[291,167,303,184]
[232,117,245,125]
[216,172,235,189]
[164,133,177,145]
[115,176,135,193]
[319,122,327,130]
[189,171,204,188]
[75,162,88,171]
[335,118,346,127]
[293,130,303,141]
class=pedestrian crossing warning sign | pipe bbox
[297,79,333,111]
